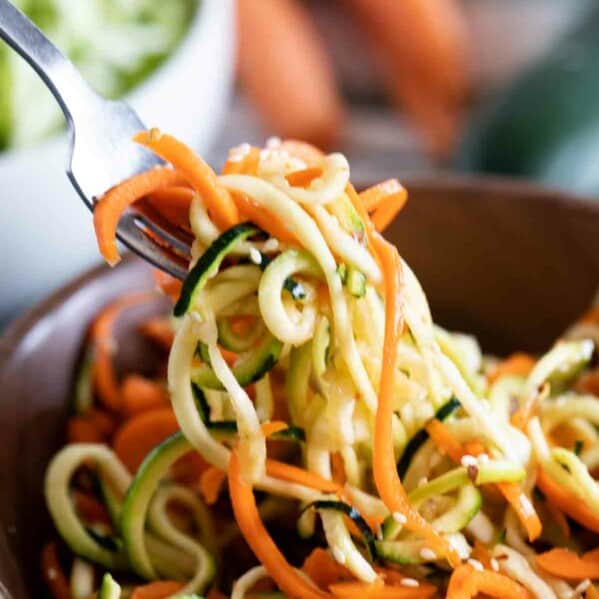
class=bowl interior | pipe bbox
[0,177,598,598]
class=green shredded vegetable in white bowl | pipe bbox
[0,0,235,322]
[0,0,196,150]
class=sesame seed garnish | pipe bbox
[490,558,500,572]
[266,136,282,149]
[468,558,484,572]
[263,238,279,253]
[419,548,437,561]
[392,512,407,525]
[400,578,420,588]
[249,248,262,265]
[417,477,428,487]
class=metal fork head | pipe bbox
[0,0,191,280]
[66,97,191,280]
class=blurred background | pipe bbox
[0,0,597,323]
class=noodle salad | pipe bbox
[42,131,599,599]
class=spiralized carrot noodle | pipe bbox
[42,132,599,599]
[94,166,185,266]
[91,292,157,412]
[134,130,239,230]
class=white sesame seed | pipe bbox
[266,136,282,149]
[190,312,203,323]
[468,558,484,572]
[392,512,407,525]
[461,454,478,468]
[227,142,251,163]
[249,247,262,265]
[490,558,500,572]
[478,453,490,464]
[262,238,279,253]
[332,547,346,564]
[400,578,420,588]
[448,535,471,559]
[417,477,428,488]
[419,548,437,561]
[376,525,383,540]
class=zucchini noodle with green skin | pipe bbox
[43,136,599,598]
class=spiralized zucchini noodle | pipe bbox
[42,132,599,599]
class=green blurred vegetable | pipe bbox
[0,0,195,151]
[457,4,599,195]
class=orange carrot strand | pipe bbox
[199,467,227,505]
[130,581,185,599]
[222,146,261,175]
[487,353,535,385]
[121,375,169,416]
[228,449,332,599]
[285,167,322,187]
[94,166,184,266]
[372,234,458,566]
[134,130,238,231]
[536,548,599,581]
[537,468,599,533]
[91,293,154,413]
[40,541,71,599]
[447,565,532,598]
[146,186,194,231]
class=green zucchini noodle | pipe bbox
[147,485,216,594]
[45,444,131,569]
[42,138,599,598]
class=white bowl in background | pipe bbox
[0,0,235,324]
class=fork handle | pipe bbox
[0,0,100,126]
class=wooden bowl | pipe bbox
[0,177,598,598]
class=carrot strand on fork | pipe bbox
[134,130,239,231]
[222,145,262,175]
[145,186,195,231]
[233,193,297,244]
[285,166,323,187]
[359,179,408,232]
[94,166,185,266]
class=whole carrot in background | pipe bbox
[345,0,469,157]
[237,0,344,149]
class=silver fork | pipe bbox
[0,0,192,279]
